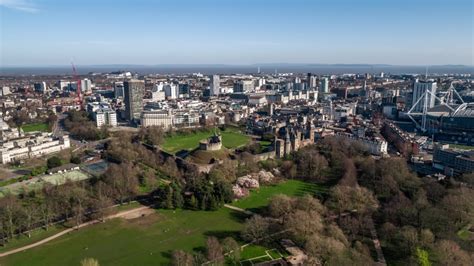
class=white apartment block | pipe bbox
[141,110,173,128]
[94,108,117,128]
[0,133,70,164]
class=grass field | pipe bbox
[231,179,327,212]
[0,170,90,197]
[239,244,288,266]
[0,208,247,266]
[0,225,67,254]
[162,128,250,154]
[449,144,474,150]
[21,123,50,133]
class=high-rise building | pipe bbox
[124,79,145,121]
[164,83,179,99]
[81,79,92,92]
[233,80,254,93]
[411,79,437,112]
[34,82,47,93]
[306,73,312,88]
[58,80,69,90]
[308,75,318,89]
[114,82,124,98]
[320,77,329,93]
[210,75,220,96]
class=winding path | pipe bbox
[0,206,151,258]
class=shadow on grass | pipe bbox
[246,206,268,215]
[161,251,172,259]
[228,209,251,223]
[204,230,242,241]
[192,246,207,254]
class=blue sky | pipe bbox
[0,0,473,66]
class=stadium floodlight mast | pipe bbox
[443,82,465,106]
[407,84,462,132]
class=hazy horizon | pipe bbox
[1,64,472,76]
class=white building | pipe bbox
[151,83,166,101]
[141,110,173,128]
[58,80,69,90]
[210,75,220,96]
[411,79,437,112]
[320,77,329,93]
[93,108,117,128]
[0,134,71,164]
[309,76,318,88]
[81,79,92,93]
[336,132,388,156]
[234,80,254,93]
[164,83,179,99]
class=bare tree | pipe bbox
[241,215,270,243]
[80,257,100,266]
[206,236,224,265]
[284,210,324,243]
[268,194,295,218]
[171,250,194,266]
[326,185,379,214]
[222,237,241,263]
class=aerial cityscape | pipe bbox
[0,0,473,265]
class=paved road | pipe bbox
[0,206,152,258]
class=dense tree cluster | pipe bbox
[357,158,474,264]
[263,136,474,265]
[242,194,374,265]
[64,110,108,140]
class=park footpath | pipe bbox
[0,206,152,258]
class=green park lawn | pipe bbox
[21,123,50,133]
[0,208,246,266]
[231,179,327,211]
[0,180,323,265]
[161,128,250,154]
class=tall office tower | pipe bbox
[164,83,179,99]
[34,82,47,93]
[320,77,329,93]
[210,75,220,96]
[124,79,145,121]
[411,79,437,112]
[306,73,312,88]
[114,82,125,98]
[81,78,92,92]
[309,76,318,89]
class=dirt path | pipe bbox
[0,206,152,258]
[223,204,254,215]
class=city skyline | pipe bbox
[1,0,473,66]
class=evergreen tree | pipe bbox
[200,195,208,210]
[172,186,184,209]
[208,196,218,211]
[187,195,198,210]
[165,186,174,209]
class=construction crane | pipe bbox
[71,62,83,109]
